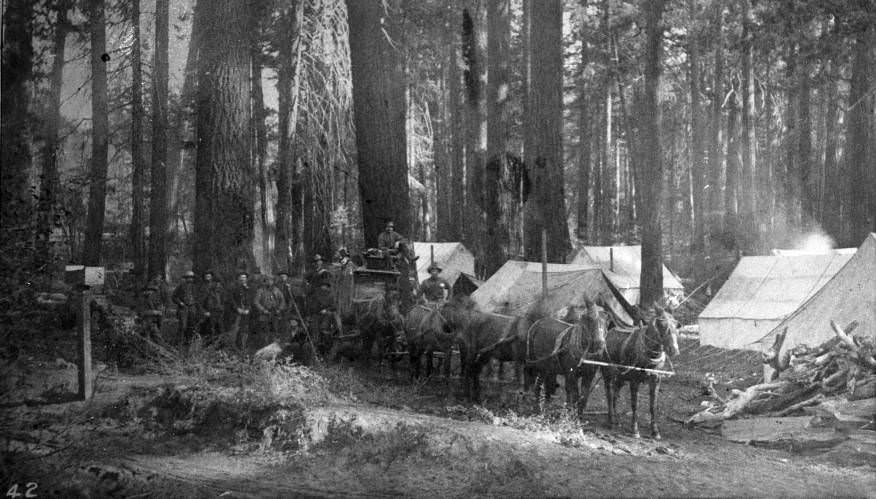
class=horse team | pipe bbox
[336,292,680,440]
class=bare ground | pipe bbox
[2,336,874,498]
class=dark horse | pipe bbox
[523,302,608,418]
[403,296,466,380]
[597,306,679,439]
[452,300,531,402]
[334,289,404,364]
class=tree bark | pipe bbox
[639,0,665,308]
[783,43,799,238]
[846,21,872,243]
[724,85,739,244]
[36,1,71,269]
[601,0,613,245]
[435,40,453,241]
[523,0,569,262]
[193,0,256,277]
[740,0,757,254]
[707,2,724,240]
[148,0,169,277]
[798,57,814,231]
[0,0,34,257]
[251,44,273,273]
[449,30,465,243]
[275,0,304,273]
[484,0,510,276]
[687,0,706,280]
[347,0,410,248]
[576,21,591,242]
[822,65,841,242]
[462,4,486,267]
[83,0,109,266]
[129,0,146,278]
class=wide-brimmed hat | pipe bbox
[312,254,323,262]
[319,280,332,288]
[236,270,249,278]
[428,264,442,272]
[182,270,195,279]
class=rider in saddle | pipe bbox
[377,220,407,270]
[418,263,450,308]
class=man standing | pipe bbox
[137,282,164,340]
[199,270,224,340]
[172,271,199,348]
[255,275,286,344]
[230,271,254,351]
[418,264,451,307]
[305,254,329,289]
[307,280,341,354]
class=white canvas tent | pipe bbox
[567,245,685,305]
[471,261,635,327]
[412,242,475,288]
[698,252,853,350]
[758,233,876,355]
[770,248,856,256]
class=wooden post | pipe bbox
[430,244,434,267]
[541,229,547,297]
[610,247,614,272]
[78,291,94,400]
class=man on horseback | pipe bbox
[418,263,450,307]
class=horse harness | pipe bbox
[408,304,449,343]
[610,317,669,377]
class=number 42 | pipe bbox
[6,483,38,498]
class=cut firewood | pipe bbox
[687,382,785,424]
[850,377,876,401]
[773,394,826,417]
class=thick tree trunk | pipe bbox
[639,0,665,309]
[822,69,842,242]
[783,44,799,238]
[83,0,109,266]
[740,0,757,254]
[462,5,486,268]
[484,0,510,276]
[449,33,465,243]
[275,0,304,273]
[600,0,612,245]
[129,0,146,278]
[251,46,273,273]
[846,23,872,243]
[0,0,34,258]
[193,0,256,277]
[688,0,706,280]
[724,87,739,244]
[707,3,724,240]
[346,0,410,248]
[148,0,169,277]
[523,0,569,262]
[36,2,70,269]
[576,29,591,242]
[435,40,453,241]
[798,59,814,231]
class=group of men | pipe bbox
[137,219,454,354]
[139,269,311,352]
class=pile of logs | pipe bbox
[688,320,876,425]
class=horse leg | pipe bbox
[565,369,580,419]
[629,380,640,438]
[649,378,661,440]
[603,370,615,427]
[577,368,595,420]
[409,346,420,381]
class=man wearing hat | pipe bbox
[305,254,329,289]
[377,220,405,253]
[230,271,254,351]
[199,271,224,340]
[418,263,451,307]
[307,279,342,354]
[255,274,287,344]
[172,271,200,347]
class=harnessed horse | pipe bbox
[602,306,679,439]
[523,302,608,418]
[403,300,460,379]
